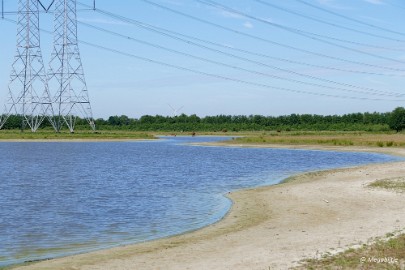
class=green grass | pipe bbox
[0,130,155,140]
[295,234,405,269]
[368,178,405,192]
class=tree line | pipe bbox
[2,107,405,132]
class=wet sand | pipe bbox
[10,146,405,270]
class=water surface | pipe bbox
[0,136,401,266]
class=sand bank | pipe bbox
[11,147,405,270]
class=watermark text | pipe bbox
[360,256,399,264]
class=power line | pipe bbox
[196,0,405,65]
[3,17,404,102]
[135,0,405,73]
[78,21,404,98]
[146,25,405,78]
[295,0,405,37]
[79,1,405,97]
[75,2,404,78]
[74,41,405,102]
[74,4,405,96]
[254,0,405,44]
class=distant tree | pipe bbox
[118,115,130,126]
[139,115,155,124]
[289,114,300,125]
[95,118,107,126]
[252,115,266,125]
[107,115,119,126]
[389,107,405,132]
[2,115,23,129]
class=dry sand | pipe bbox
[11,145,405,270]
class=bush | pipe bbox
[389,107,405,132]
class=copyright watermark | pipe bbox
[360,256,399,264]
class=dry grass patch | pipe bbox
[227,132,405,148]
[295,234,405,270]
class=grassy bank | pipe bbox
[224,131,405,148]
[3,130,405,147]
[0,130,155,141]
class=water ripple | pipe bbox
[0,136,401,266]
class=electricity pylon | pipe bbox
[0,0,54,132]
[48,0,95,132]
[168,104,184,117]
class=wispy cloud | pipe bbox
[243,21,254,29]
[317,0,336,7]
[363,0,385,4]
[219,10,245,19]
[162,0,183,6]
[317,0,353,10]
[214,6,257,29]
[318,0,334,5]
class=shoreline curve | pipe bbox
[8,145,405,270]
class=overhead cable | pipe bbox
[196,0,405,64]
[79,21,404,98]
[75,2,404,78]
[294,0,405,37]
[134,0,405,73]
[3,17,403,102]
[254,0,405,44]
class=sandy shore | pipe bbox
[10,146,405,270]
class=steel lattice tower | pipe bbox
[0,0,54,132]
[48,0,95,132]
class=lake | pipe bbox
[0,136,401,266]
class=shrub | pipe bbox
[389,107,405,132]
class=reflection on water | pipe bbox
[0,136,401,266]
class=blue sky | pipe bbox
[0,0,405,118]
